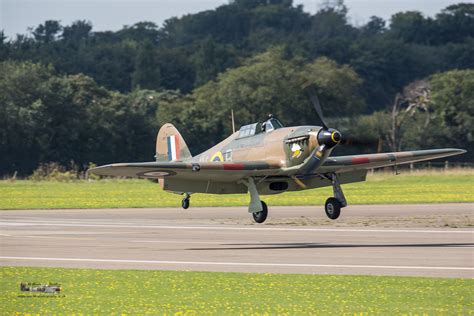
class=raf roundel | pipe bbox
[210,151,224,162]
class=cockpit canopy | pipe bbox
[237,117,284,139]
[263,118,284,132]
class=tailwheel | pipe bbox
[325,197,341,220]
[181,194,190,209]
[252,201,268,224]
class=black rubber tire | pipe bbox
[325,197,341,220]
[252,201,268,224]
[181,198,190,209]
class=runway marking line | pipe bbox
[130,240,230,245]
[1,235,472,249]
[1,221,473,234]
[1,256,473,271]
[2,235,95,240]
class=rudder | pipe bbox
[156,123,192,162]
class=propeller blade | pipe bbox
[340,137,379,148]
[304,85,328,129]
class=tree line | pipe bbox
[0,0,473,176]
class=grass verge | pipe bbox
[1,170,473,209]
[1,267,472,315]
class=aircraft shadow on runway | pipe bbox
[186,242,474,251]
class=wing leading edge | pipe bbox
[319,148,466,173]
[88,161,282,181]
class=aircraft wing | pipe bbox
[319,148,466,173]
[89,148,465,180]
[88,161,282,181]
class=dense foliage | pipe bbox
[0,0,473,175]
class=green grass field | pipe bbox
[1,267,472,315]
[1,170,473,209]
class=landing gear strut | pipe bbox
[181,193,190,209]
[240,177,269,224]
[323,173,347,220]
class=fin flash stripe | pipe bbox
[166,135,180,161]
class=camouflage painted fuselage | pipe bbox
[195,125,319,168]
[159,125,359,195]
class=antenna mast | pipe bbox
[231,109,235,133]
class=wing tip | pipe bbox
[87,163,124,176]
[87,165,108,176]
[442,148,467,155]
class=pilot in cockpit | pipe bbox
[262,114,284,133]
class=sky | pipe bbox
[0,0,465,38]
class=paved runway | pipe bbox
[1,204,473,277]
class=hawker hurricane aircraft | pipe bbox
[89,88,466,223]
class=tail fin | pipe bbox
[156,123,192,162]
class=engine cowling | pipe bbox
[284,127,320,167]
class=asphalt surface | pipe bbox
[1,204,473,278]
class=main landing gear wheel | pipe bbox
[181,196,190,209]
[325,197,341,220]
[252,201,268,224]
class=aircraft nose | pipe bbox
[317,128,342,148]
[331,130,342,143]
